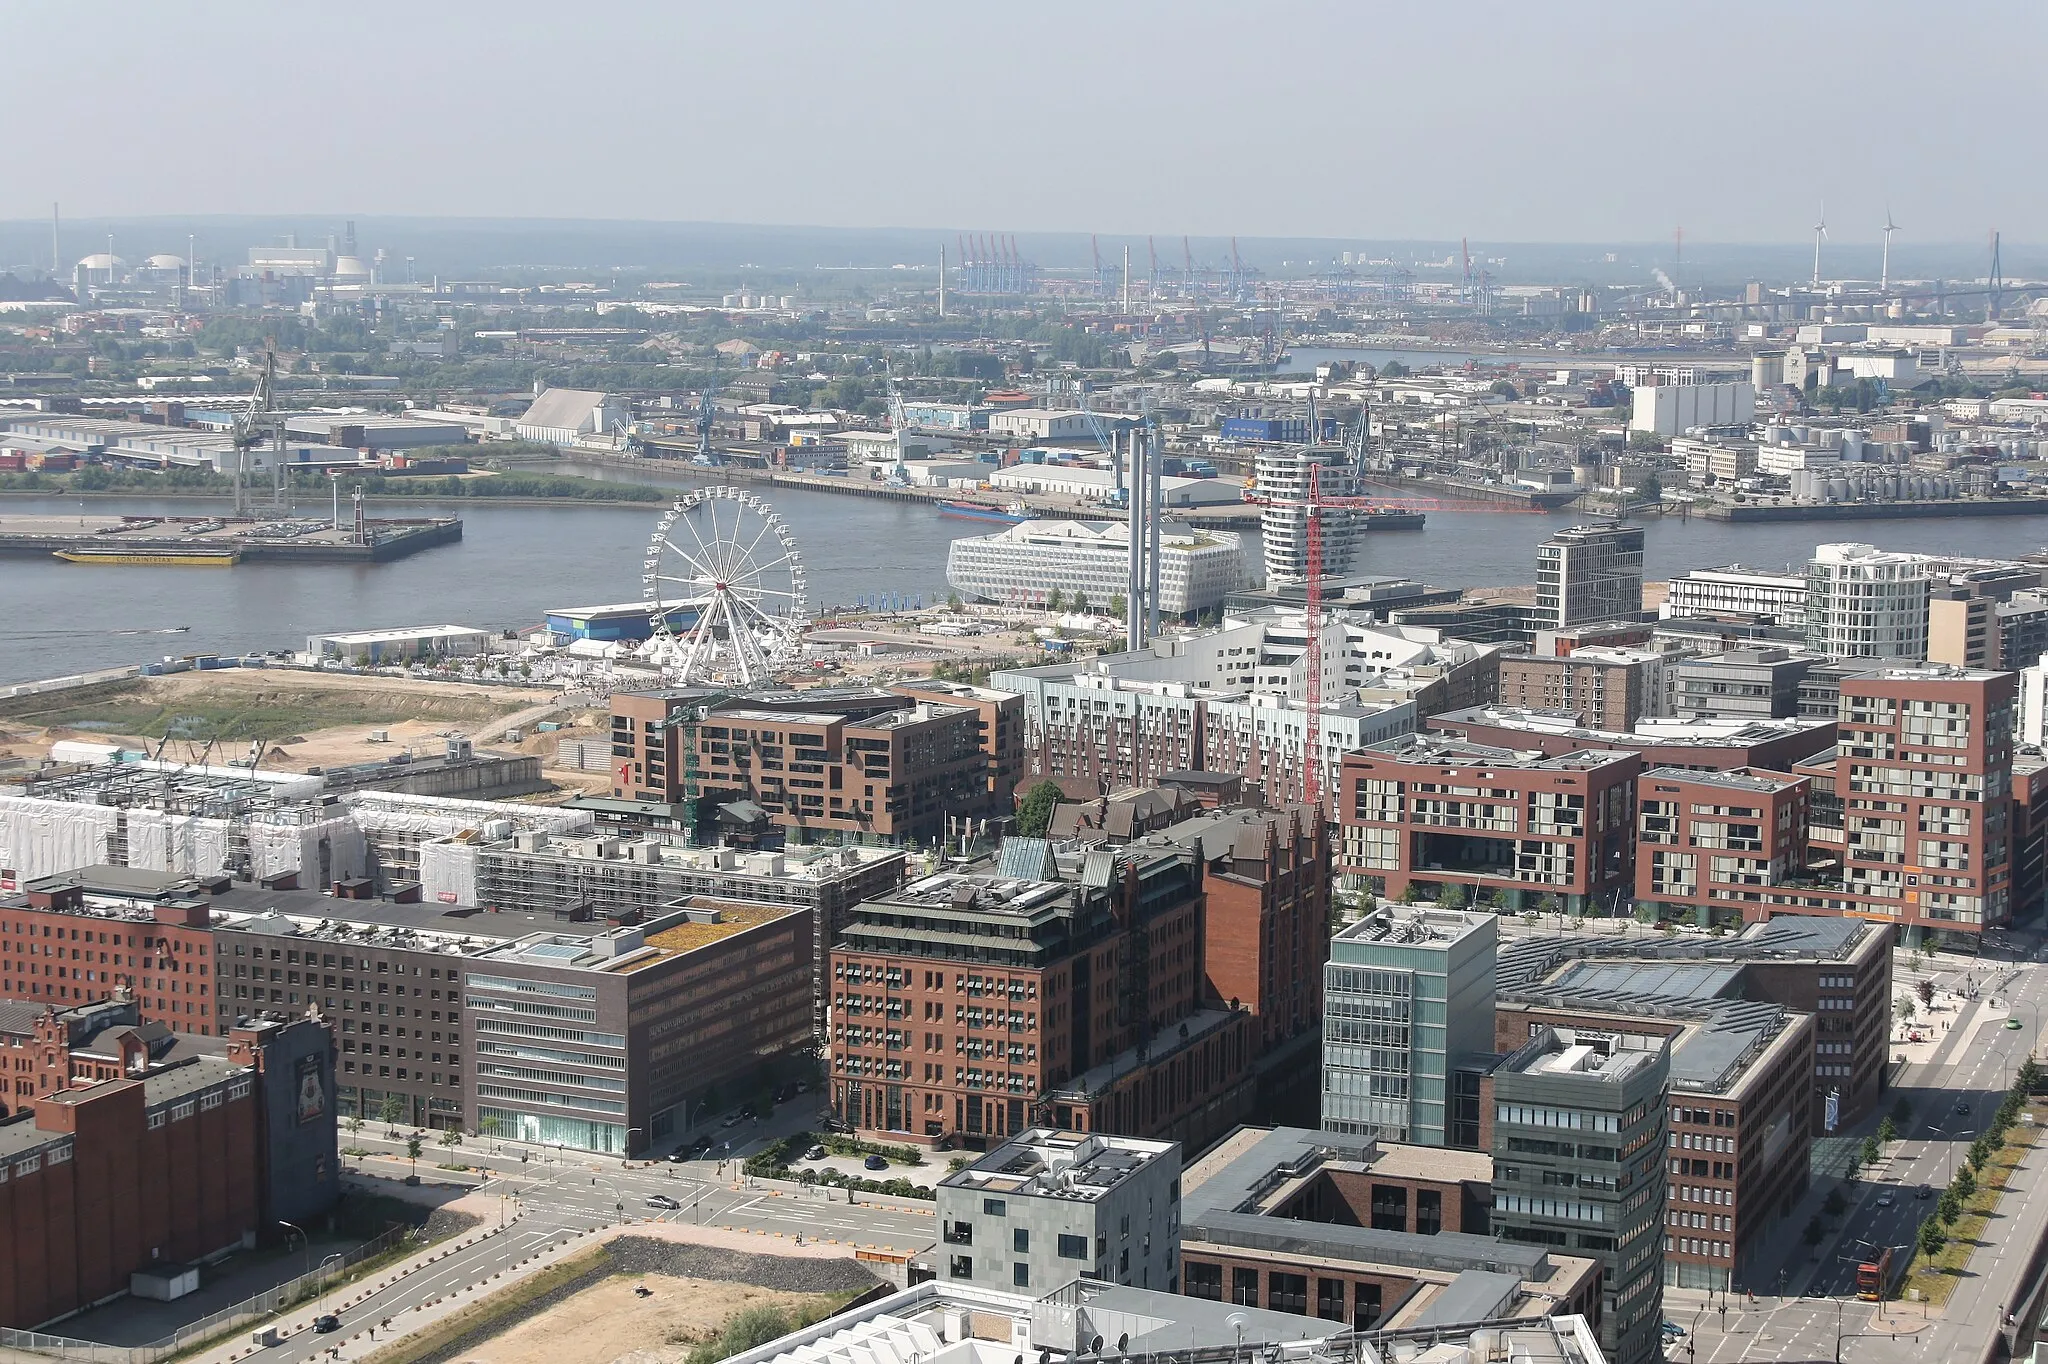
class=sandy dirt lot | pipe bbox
[0,669,592,777]
[457,1274,825,1364]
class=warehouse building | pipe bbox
[946,518,1245,616]
[0,1005,336,1328]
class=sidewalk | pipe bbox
[191,1191,528,1364]
[194,1202,888,1364]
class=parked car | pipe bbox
[314,1317,341,1335]
[863,1153,889,1171]
[646,1194,681,1210]
[805,1145,828,1161]
[1660,1321,1686,1339]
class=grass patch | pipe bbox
[0,677,521,742]
[1902,1105,2043,1305]
[356,1243,611,1364]
[675,1292,864,1364]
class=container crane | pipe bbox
[693,367,722,465]
[883,364,912,486]
[228,347,279,519]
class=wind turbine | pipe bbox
[1811,201,1828,289]
[1880,208,1899,294]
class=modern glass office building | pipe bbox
[1320,905,1497,1146]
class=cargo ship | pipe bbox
[1361,509,1427,531]
[53,547,243,566]
[936,500,1031,524]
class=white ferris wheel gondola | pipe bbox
[639,486,808,685]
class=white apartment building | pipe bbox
[945,518,1243,616]
[1536,524,1645,629]
[1203,691,1415,807]
[1255,446,1370,583]
[1662,565,1810,627]
[1804,542,1933,659]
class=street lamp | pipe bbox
[278,1221,310,1284]
[1929,1125,1972,1188]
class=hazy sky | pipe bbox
[5,0,2041,245]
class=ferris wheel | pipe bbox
[640,486,808,685]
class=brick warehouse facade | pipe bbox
[0,1009,336,1328]
[1,872,221,1034]
[829,847,1257,1150]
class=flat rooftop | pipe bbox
[1334,903,1495,949]
[1433,705,1831,749]
[1358,733,1631,772]
[642,899,796,954]
[942,1128,1174,1203]
[1642,765,1804,793]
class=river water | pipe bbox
[7,470,2048,686]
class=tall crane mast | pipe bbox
[229,347,278,519]
[695,366,721,465]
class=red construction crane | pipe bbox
[1244,460,1440,808]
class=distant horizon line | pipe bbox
[0,211,2027,252]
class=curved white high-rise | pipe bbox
[1256,446,1367,584]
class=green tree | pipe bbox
[1803,1215,1825,1246]
[1638,473,1662,500]
[479,1115,505,1140]
[1918,1218,1945,1258]
[1917,978,1936,1008]
[1954,1164,1977,1201]
[1895,996,1916,1025]
[1627,430,1664,452]
[378,1094,406,1130]
[1071,591,1090,614]
[1878,1116,1898,1144]
[1860,1135,1881,1168]
[946,592,963,613]
[405,1133,423,1179]
[1436,883,1469,910]
[1397,882,1424,905]
[1938,1188,1962,1225]
[1108,593,1127,620]
[1016,780,1064,838]
[1891,1097,1915,1128]
[1046,588,1065,613]
[439,1128,464,1150]
[1824,1188,1847,1217]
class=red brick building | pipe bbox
[1637,667,2021,945]
[0,1002,336,1328]
[0,870,222,1035]
[1636,768,1810,928]
[608,688,1010,845]
[1496,649,1663,730]
[1426,706,1838,775]
[1166,806,1331,1051]
[1337,735,1641,914]
[828,846,1255,1150]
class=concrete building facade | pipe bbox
[937,1128,1181,1294]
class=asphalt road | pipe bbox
[1671,944,2048,1364]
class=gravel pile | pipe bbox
[604,1238,882,1294]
